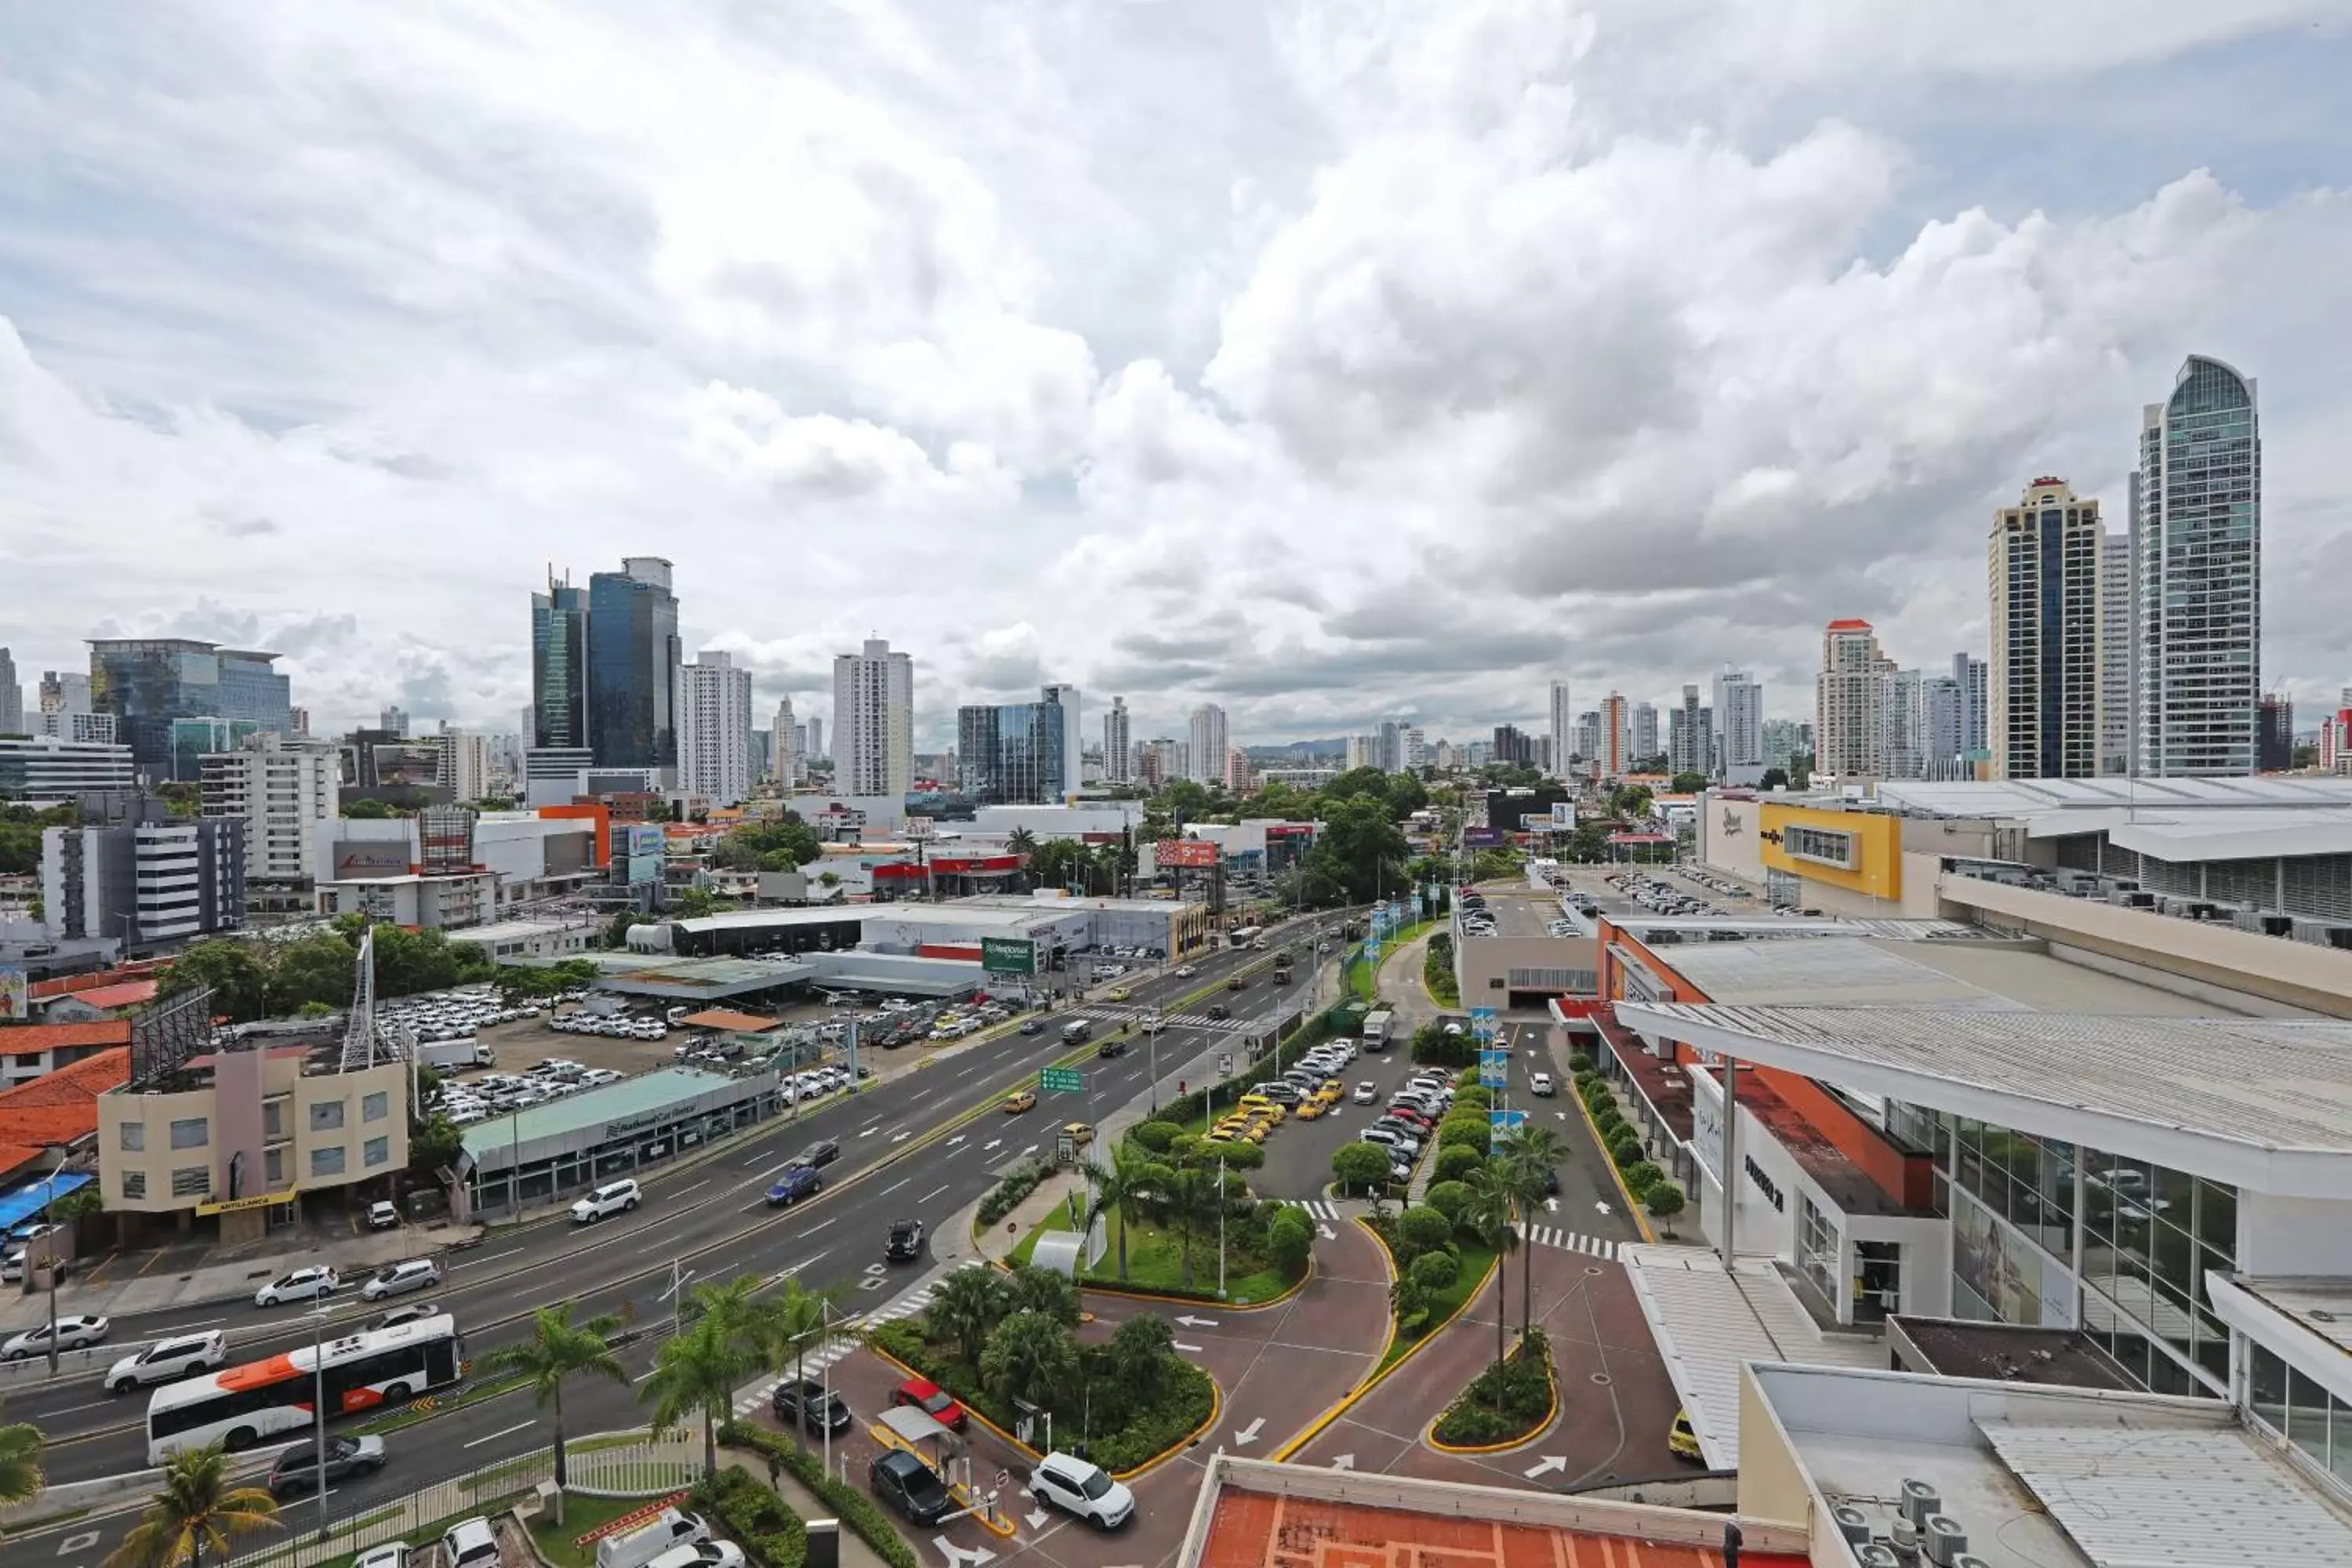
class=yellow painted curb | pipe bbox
[1422,1333,1558,1454]
[1081,1258,1311,1312]
[1575,1083,1659,1244]
[1267,1218,1501,1463]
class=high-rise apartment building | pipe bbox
[1222,747,1253,793]
[1570,710,1601,768]
[429,728,488,802]
[1597,693,1631,779]
[1667,685,1703,775]
[586,557,682,772]
[1138,738,1185,789]
[531,571,592,750]
[833,637,913,798]
[1040,684,1081,804]
[1493,725,1537,768]
[2320,689,2352,775]
[675,651,753,805]
[44,792,245,949]
[2259,693,2295,772]
[1952,654,1988,760]
[36,670,111,743]
[1988,478,2105,780]
[200,733,339,883]
[1885,668,1927,779]
[771,698,799,786]
[1400,725,1427,771]
[1816,619,1895,779]
[1711,668,1764,785]
[0,647,20,735]
[1102,697,1131,785]
[1345,735,1373,771]
[956,691,1071,804]
[1547,681,1573,781]
[89,639,293,781]
[806,715,824,762]
[1188,704,1228,785]
[379,705,410,739]
[2100,534,2133,775]
[2136,355,2261,777]
[1918,674,1965,779]
[1760,718,1810,775]
[1631,702,1659,765]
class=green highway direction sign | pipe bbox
[982,936,1038,975]
[1040,1065,1084,1094]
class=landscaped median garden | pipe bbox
[1574,1058,1687,1231]
[866,1263,1215,1474]
[1431,1329,1555,1449]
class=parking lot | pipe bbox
[1248,1041,1430,1198]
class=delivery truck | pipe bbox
[413,1037,494,1070]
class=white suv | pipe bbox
[106,1330,227,1393]
[571,1178,642,1224]
[441,1518,499,1568]
[1031,1451,1135,1529]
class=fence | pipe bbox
[224,1430,699,1568]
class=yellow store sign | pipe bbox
[198,1189,299,1216]
[1758,804,1902,903]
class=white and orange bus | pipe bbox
[146,1315,462,1461]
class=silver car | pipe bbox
[359,1259,445,1301]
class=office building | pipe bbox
[2136,354,2262,776]
[1492,724,1537,768]
[2259,692,2294,772]
[428,728,488,802]
[42,793,245,949]
[200,733,340,884]
[1570,710,1600,768]
[674,650,753,806]
[1040,684,1081,803]
[1916,673,1964,779]
[1989,477,2105,780]
[771,697,799,787]
[806,714,823,762]
[35,670,113,744]
[0,648,20,735]
[585,557,681,772]
[379,705,410,739]
[1188,703,1228,786]
[1951,652,1987,758]
[1400,724,1426,771]
[1711,667,1763,785]
[290,707,310,738]
[956,692,1071,804]
[833,637,913,798]
[0,736,137,800]
[1102,696,1131,785]
[1546,680,1573,781]
[1815,619,1894,779]
[89,639,292,781]
[1630,702,1658,765]
[530,570,592,750]
[1759,717,1809,775]
[2100,532,2132,774]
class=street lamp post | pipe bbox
[43,1147,67,1375]
[307,1306,333,1542]
[1146,1006,1160,1113]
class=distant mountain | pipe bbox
[1244,740,1347,762]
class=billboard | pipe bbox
[1156,838,1220,869]
[332,840,413,878]
[623,824,667,858]
[0,966,25,1024]
[982,937,1038,975]
[1462,826,1504,848]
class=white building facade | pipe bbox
[674,651,753,806]
[199,733,339,883]
[1188,703,1228,786]
[1712,666,1765,785]
[771,696,798,787]
[832,639,912,799]
[1815,619,1894,779]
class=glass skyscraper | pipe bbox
[89,638,292,781]
[586,557,681,771]
[531,572,591,750]
[956,696,1069,804]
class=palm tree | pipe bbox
[1105,1312,1174,1397]
[103,1443,280,1568]
[1160,1167,1220,1289]
[681,1272,766,1341]
[763,1279,831,1450]
[641,1316,753,1479]
[1087,1145,1156,1283]
[924,1267,1010,1369]
[1457,1164,1520,1401]
[1004,1265,1080,1327]
[978,1311,1079,1409]
[1496,1127,1570,1338]
[0,1410,41,1507]
[478,1302,626,1525]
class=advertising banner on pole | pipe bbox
[1470,1006,1499,1042]
[1479,1047,1510,1091]
[1488,1107,1528,1134]
[1364,938,1381,964]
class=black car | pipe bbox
[1205,1004,1231,1020]
[771,1377,853,1436]
[887,1219,924,1261]
[1096,1037,1129,1058]
[267,1435,385,1497]
[1018,1019,1044,1036]
[801,1140,840,1168]
[870,1449,952,1526]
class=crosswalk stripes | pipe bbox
[731,1265,969,1416]
[1279,1199,1338,1221]
[1516,1222,1620,1261]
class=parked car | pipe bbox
[1030,1451,1136,1530]
[441,1519,500,1568]
[353,1545,409,1568]
[766,1166,822,1207]
[595,1508,713,1568]
[891,1375,966,1430]
[869,1449,953,1526]
[255,1266,340,1307]
[4,1314,110,1360]
[572,1178,642,1224]
[646,1544,746,1568]
[886,1218,924,1261]
[367,1200,401,1230]
[359,1259,445,1301]
[105,1330,227,1392]
[771,1378,853,1436]
[267,1434,387,1497]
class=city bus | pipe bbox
[147,1315,463,1461]
[1227,927,1263,950]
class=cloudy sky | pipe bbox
[5,1,2351,750]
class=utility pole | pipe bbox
[308,1307,332,1541]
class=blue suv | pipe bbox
[765,1164,822,1207]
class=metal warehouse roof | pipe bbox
[1617,1001,2352,1193]
[459,1066,743,1164]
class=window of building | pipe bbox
[263,1099,285,1139]
[362,1091,390,1123]
[1783,824,1857,869]
[365,1137,390,1168]
[1797,1196,1839,1309]
[120,1121,146,1152]
[310,1145,347,1178]
[2078,1144,2234,1393]
[266,1147,285,1187]
[310,1099,346,1131]
[122,1171,146,1200]
[170,1167,210,1198]
[169,1117,209,1150]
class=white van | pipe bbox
[595,1509,713,1568]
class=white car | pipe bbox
[255,1266,340,1306]
[360,1258,445,1301]
[1352,1082,1377,1104]
[572,1178,641,1224]
[353,1545,410,1568]
[368,1200,401,1230]
[106,1330,228,1392]
[1030,1450,1136,1530]
[441,1518,499,1568]
[1174,965,1197,978]
[1529,1073,1555,1098]
[647,1546,746,1568]
[3,1313,111,1360]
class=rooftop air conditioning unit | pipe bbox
[1922,1516,1968,1566]
[2232,909,2270,934]
[1899,1479,1941,1528]
[1832,1506,1871,1548]
[1889,1517,1921,1561]
[1857,1548,1900,1568]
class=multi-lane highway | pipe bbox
[16,912,1351,1560]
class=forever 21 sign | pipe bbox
[1744,1155,1785,1212]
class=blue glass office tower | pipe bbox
[956,694,1069,804]
[89,639,292,781]
[586,557,681,771]
[531,572,591,750]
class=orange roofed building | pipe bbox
[0,1045,129,1181]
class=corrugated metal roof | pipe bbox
[1978,1417,2352,1566]
[1653,938,2030,1010]
[1620,1003,2352,1156]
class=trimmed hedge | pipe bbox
[720,1421,920,1568]
[697,1466,808,1568]
[1431,1330,1553,1448]
[1622,1160,1663,1195]
[977,1156,1052,1226]
[1569,1052,1594,1073]
[1610,1134,1644,1167]
[1432,1144,1484,1185]
[1646,1181,1686,1219]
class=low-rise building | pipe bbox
[42,793,245,953]
[200,731,340,884]
[0,1018,132,1090]
[0,735,136,802]
[0,1045,127,1183]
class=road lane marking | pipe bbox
[803,1217,837,1232]
[919,1185,949,1203]
[157,1317,227,1332]
[672,1179,710,1196]
[464,1419,538,1448]
[879,1178,911,1196]
[450,1250,520,1269]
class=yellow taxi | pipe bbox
[1294,1096,1331,1120]
[1319,1079,1345,1100]
[1236,1094,1285,1125]
[1062,1121,1096,1150]
[1668,1409,1703,1462]
[1106,985,1132,1002]
[1002,1088,1036,1115]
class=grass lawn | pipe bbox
[1007,1200,1080,1266]
[1083,1208,1291,1303]
[1378,1239,1497,1374]
[528,1493,664,1568]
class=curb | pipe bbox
[1080,1258,1311,1312]
[1266,1218,1499,1463]
[1108,1363,1222,1484]
[1573,1083,1659,1245]
[1422,1332,1559,1455]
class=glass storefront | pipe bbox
[2249,1343,2352,1490]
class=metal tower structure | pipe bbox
[339,925,380,1073]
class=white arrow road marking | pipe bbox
[861,1126,882,1138]
[894,1131,912,1143]
[1523,1455,1566,1478]
[1555,1110,1568,1120]
[1026,1509,1051,1530]
[1544,1196,1559,1213]
[1595,1200,1611,1215]
[946,1134,966,1146]
[1329,1454,1355,1471]
[931,1537,996,1568]
[1232,1417,1265,1445]
[984,1138,1004,1152]
[1173,1341,1203,1353]
[1019,1144,1038,1159]
[1174,1314,1221,1327]
[1317,1224,1336,1240]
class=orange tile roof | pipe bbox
[679,1008,781,1033]
[64,981,158,1011]
[1200,1490,1805,1568]
[0,1047,131,1171]
[0,1021,134,1052]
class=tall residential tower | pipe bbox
[833,637,913,798]
[1988,477,2105,780]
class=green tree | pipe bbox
[1156,1166,1221,1289]
[1457,1164,1519,1396]
[1266,1206,1313,1276]
[265,933,357,1014]
[1396,1205,1454,1259]
[478,1302,626,1525]
[923,1266,1011,1369]
[762,1279,833,1450]
[103,1442,281,1568]
[1087,1143,1158,1283]
[1105,1312,1174,1399]
[641,1316,751,1479]
[1004,1265,1080,1328]
[340,797,398,818]
[978,1311,1080,1408]
[156,941,268,1023]
[0,1407,39,1505]
[1668,771,1708,795]
[408,1113,463,1175]
[1332,1142,1391,1196]
[1759,766,1789,791]
[1494,1125,1568,1339]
